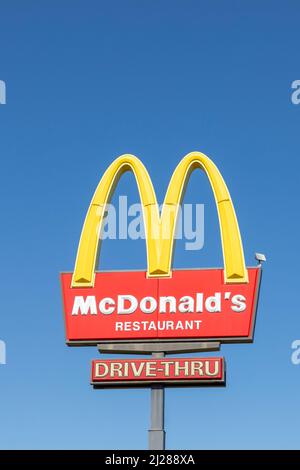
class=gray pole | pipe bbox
[148,352,166,450]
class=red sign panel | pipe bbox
[91,357,225,387]
[61,267,261,345]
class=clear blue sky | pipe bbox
[0,0,299,449]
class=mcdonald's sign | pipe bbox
[61,152,261,345]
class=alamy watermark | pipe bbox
[0,339,6,365]
[291,339,300,365]
[99,196,204,251]
[0,80,6,104]
[291,80,300,104]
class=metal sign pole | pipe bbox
[148,352,165,450]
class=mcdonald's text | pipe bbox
[91,357,225,387]
[61,267,261,344]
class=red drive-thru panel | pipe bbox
[91,357,225,387]
[61,267,261,345]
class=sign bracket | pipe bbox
[97,341,221,355]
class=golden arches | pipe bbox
[71,152,248,287]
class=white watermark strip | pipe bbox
[291,339,300,365]
[0,80,6,104]
[291,80,300,104]
[0,339,6,365]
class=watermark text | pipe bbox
[99,196,204,251]
[291,80,300,104]
[0,80,6,104]
[0,340,6,365]
[291,339,300,365]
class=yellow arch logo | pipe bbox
[72,151,248,287]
